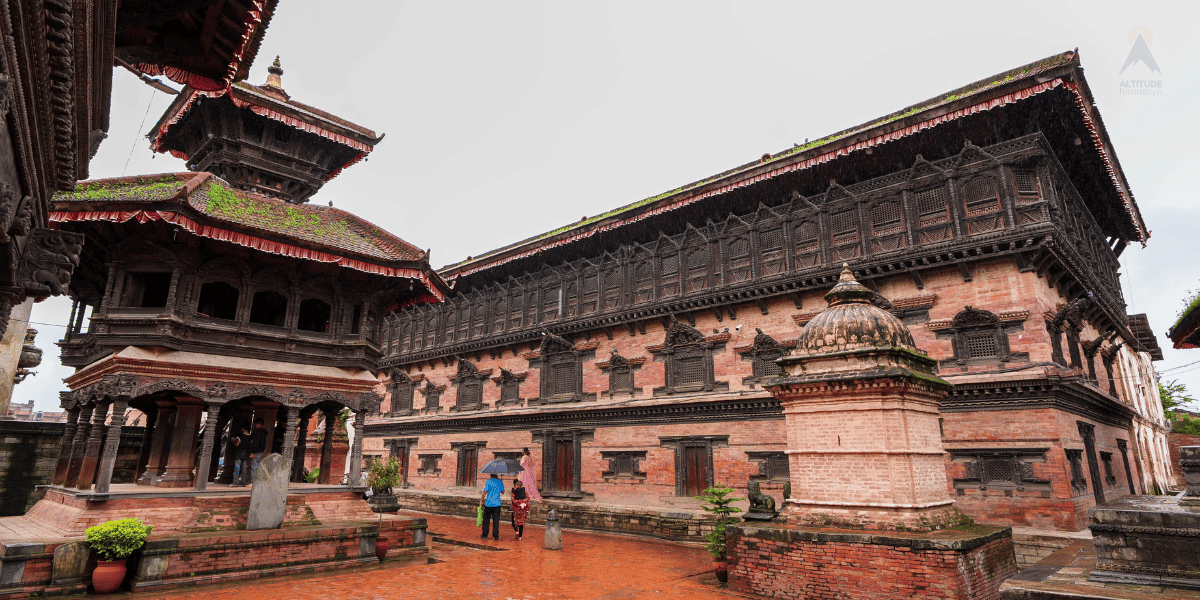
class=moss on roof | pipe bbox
[203,183,350,239]
[58,174,183,202]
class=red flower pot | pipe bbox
[375,538,390,561]
[92,559,127,594]
[713,559,728,583]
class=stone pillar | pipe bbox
[292,412,310,482]
[0,299,34,419]
[206,412,229,484]
[138,404,175,485]
[93,397,129,494]
[318,409,337,485]
[51,407,81,485]
[134,410,158,482]
[281,406,299,466]
[1117,439,1136,495]
[348,410,365,489]
[1181,446,1200,506]
[193,404,221,491]
[154,399,204,487]
[74,401,110,490]
[64,403,95,487]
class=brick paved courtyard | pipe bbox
[124,511,737,600]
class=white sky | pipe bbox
[16,1,1200,412]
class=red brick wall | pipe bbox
[727,526,1017,600]
[1169,432,1200,488]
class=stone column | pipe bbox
[64,403,95,487]
[0,299,34,419]
[292,412,310,482]
[206,412,229,484]
[154,399,204,487]
[74,401,110,491]
[318,409,337,485]
[281,406,299,474]
[1117,439,1136,495]
[51,407,81,485]
[94,397,130,494]
[1180,447,1200,506]
[348,410,365,489]
[193,404,221,491]
[138,404,175,485]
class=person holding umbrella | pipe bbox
[479,474,505,541]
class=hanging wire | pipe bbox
[1160,359,1200,373]
[121,90,157,176]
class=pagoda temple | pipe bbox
[363,50,1173,535]
[32,60,446,536]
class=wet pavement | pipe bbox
[123,511,743,600]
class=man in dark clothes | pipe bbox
[248,419,268,483]
[232,424,252,487]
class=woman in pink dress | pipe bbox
[518,448,542,500]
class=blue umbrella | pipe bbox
[480,458,523,475]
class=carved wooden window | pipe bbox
[661,436,727,497]
[456,305,470,340]
[871,200,903,236]
[525,291,538,324]
[1066,448,1087,493]
[491,298,505,332]
[496,369,523,407]
[541,285,560,322]
[727,237,752,283]
[442,309,457,342]
[830,210,858,245]
[472,303,486,337]
[747,451,790,482]
[423,315,437,349]
[249,290,288,327]
[741,328,784,386]
[633,260,654,303]
[508,292,523,328]
[793,220,820,269]
[601,451,647,480]
[532,333,594,405]
[196,281,239,320]
[122,271,172,308]
[549,360,578,397]
[419,380,442,413]
[916,185,950,226]
[602,268,621,310]
[243,113,266,142]
[658,254,680,298]
[565,283,579,317]
[581,272,599,314]
[389,371,415,416]
[610,363,633,394]
[758,228,785,277]
[950,448,1050,491]
[272,123,292,144]
[943,307,1020,367]
[452,360,487,412]
[685,247,710,292]
[1013,169,1041,203]
[1100,451,1116,486]
[654,321,726,396]
[962,177,1001,217]
[417,454,441,476]
[399,321,411,353]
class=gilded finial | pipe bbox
[265,56,285,90]
[839,263,854,281]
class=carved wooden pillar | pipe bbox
[75,401,110,490]
[163,266,182,316]
[51,407,81,485]
[155,399,204,487]
[292,412,310,483]
[348,410,365,489]
[64,403,94,487]
[193,404,221,491]
[281,406,299,475]
[318,409,337,485]
[65,300,78,339]
[98,263,118,317]
[134,410,157,483]
[139,404,175,484]
[73,302,87,333]
[206,412,230,483]
[94,397,130,494]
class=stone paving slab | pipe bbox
[120,511,741,600]
[1001,539,1200,600]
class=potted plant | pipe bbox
[366,456,402,513]
[696,483,743,583]
[84,518,153,594]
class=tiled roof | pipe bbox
[441,50,1144,279]
[53,172,423,263]
[230,81,380,140]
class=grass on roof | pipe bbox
[205,183,350,239]
[58,175,182,201]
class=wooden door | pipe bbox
[398,445,410,487]
[457,446,477,487]
[684,446,708,496]
[554,440,574,492]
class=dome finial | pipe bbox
[265,56,284,89]
[838,263,854,282]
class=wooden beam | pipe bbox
[787,292,803,310]
[911,271,925,290]
[755,298,769,315]
[958,263,972,283]
[712,307,724,322]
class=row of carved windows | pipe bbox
[384,168,1042,356]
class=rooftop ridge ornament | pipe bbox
[264,55,285,92]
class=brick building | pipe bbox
[362,50,1170,532]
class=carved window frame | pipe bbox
[388,369,416,417]
[532,428,594,499]
[937,307,1028,369]
[1100,451,1116,486]
[529,333,596,406]
[493,368,526,407]
[416,453,442,477]
[450,359,490,412]
[599,350,643,398]
[1065,448,1088,494]
[740,328,785,387]
[949,448,1051,492]
[746,451,790,482]
[600,451,647,481]
[757,226,786,278]
[660,436,728,497]
[653,321,727,396]
[419,380,443,414]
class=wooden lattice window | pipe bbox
[950,448,1050,491]
[542,285,560,322]
[659,254,680,298]
[633,260,653,303]
[758,228,785,276]
[747,451,790,482]
[610,365,633,394]
[727,237,751,283]
[472,302,486,336]
[1013,168,1040,202]
[453,360,487,412]
[420,380,442,414]
[399,321,411,353]
[741,328,784,385]
[389,371,415,416]
[455,305,470,340]
[962,177,1001,217]
[601,451,647,480]
[507,292,523,328]
[1100,451,1116,486]
[685,247,709,292]
[602,269,621,310]
[500,379,520,404]
[655,320,726,396]
[964,331,999,359]
[871,200,903,236]
[672,347,707,391]
[491,298,505,332]
[532,332,594,405]
[793,220,820,269]
[525,291,538,324]
[941,307,1023,368]
[1066,448,1087,493]
[582,272,599,314]
[417,454,441,476]
[422,315,437,349]
[565,282,579,317]
[916,185,950,226]
[830,209,859,244]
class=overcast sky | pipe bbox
[16,1,1200,411]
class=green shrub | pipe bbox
[696,483,744,559]
[305,468,320,483]
[368,456,401,495]
[85,518,153,561]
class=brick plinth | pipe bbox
[727,523,1017,600]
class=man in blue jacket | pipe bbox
[479,473,504,541]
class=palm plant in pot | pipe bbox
[697,483,743,583]
[85,518,153,594]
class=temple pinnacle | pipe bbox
[266,55,284,89]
